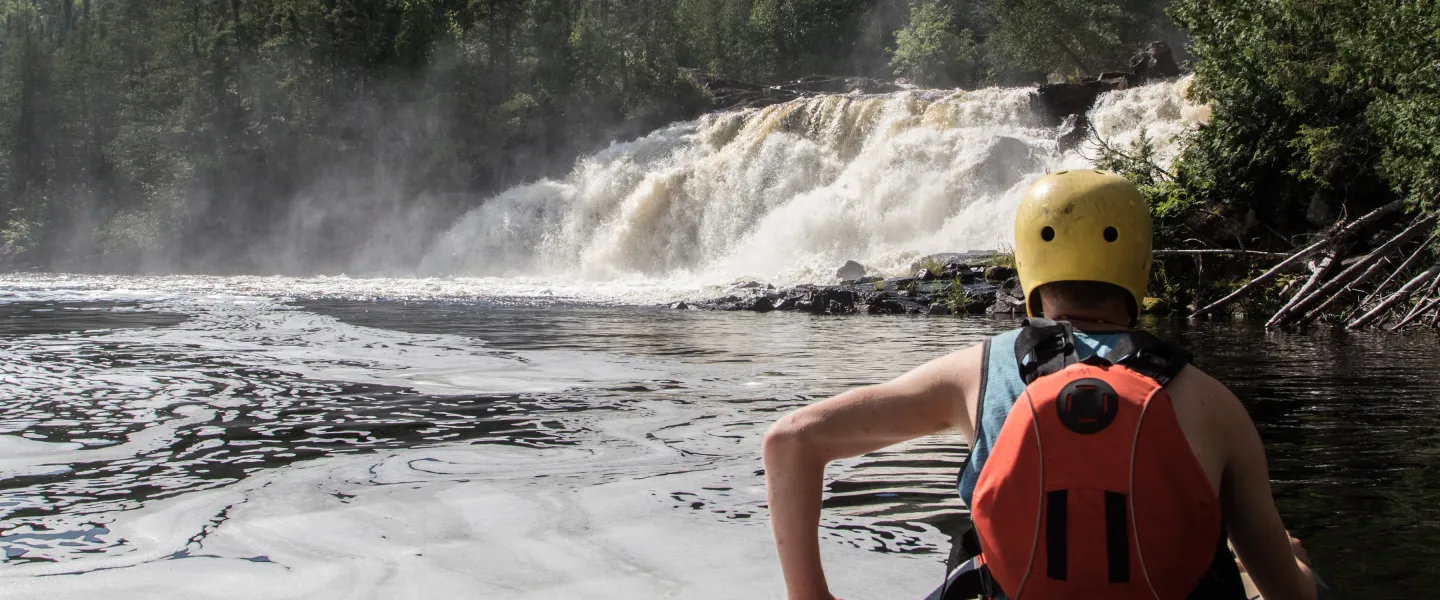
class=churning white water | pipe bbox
[421,77,1204,296]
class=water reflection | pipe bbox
[1158,319,1440,599]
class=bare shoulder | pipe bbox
[1168,363,1246,416]
[895,342,986,392]
[881,342,987,438]
[1165,364,1254,493]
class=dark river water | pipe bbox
[0,283,1435,598]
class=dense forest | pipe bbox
[1,0,1437,302]
[0,0,1181,272]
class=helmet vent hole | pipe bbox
[1041,226,1055,242]
[1103,226,1118,242]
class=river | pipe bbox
[0,275,1436,599]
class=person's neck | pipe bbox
[1048,314,1131,331]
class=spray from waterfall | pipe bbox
[421,77,1203,294]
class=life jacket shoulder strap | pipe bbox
[1013,317,1078,384]
[1103,329,1193,386]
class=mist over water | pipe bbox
[420,78,1203,296]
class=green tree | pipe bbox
[985,0,1158,79]
[889,1,975,87]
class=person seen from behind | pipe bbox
[763,170,1322,600]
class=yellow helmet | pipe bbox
[1013,169,1152,318]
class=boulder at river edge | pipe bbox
[836,260,867,280]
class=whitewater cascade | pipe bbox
[421,77,1206,293]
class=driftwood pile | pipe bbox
[1188,201,1440,330]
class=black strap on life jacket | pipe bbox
[1103,329,1193,387]
[935,521,1002,600]
[1013,317,1079,385]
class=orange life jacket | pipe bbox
[944,319,1244,600]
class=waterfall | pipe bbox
[420,77,1203,292]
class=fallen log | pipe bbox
[1391,295,1440,331]
[1153,249,1292,258]
[1347,264,1440,329]
[1342,232,1440,322]
[1279,214,1437,325]
[1296,256,1393,326]
[1399,270,1440,324]
[1265,248,1338,328]
[1189,201,1402,319]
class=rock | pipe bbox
[885,276,915,289]
[1057,113,1089,153]
[836,260,867,280]
[897,299,928,314]
[1128,41,1179,81]
[669,301,689,310]
[722,281,767,295]
[1034,79,1122,126]
[751,296,776,313]
[926,303,952,316]
[1033,41,1181,140]
[987,276,1027,316]
[938,264,983,282]
[792,288,859,315]
[866,296,905,315]
[909,252,993,274]
[985,265,1016,281]
[964,136,1044,192]
[916,268,936,281]
[853,275,884,285]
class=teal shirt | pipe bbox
[957,328,1130,507]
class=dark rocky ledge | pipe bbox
[671,253,1027,317]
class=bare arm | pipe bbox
[762,344,984,600]
[1217,384,1317,600]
